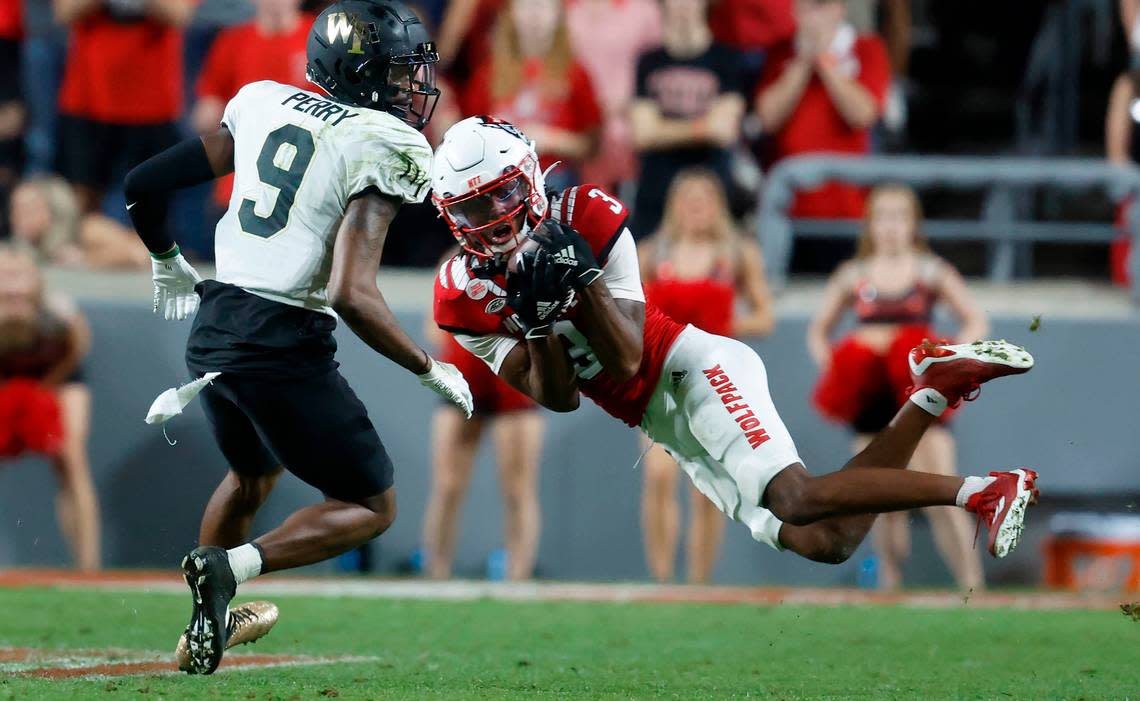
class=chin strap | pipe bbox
[540,160,563,182]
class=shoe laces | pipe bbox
[227,607,257,637]
[966,473,1006,546]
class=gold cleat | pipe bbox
[175,601,279,672]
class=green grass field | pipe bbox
[0,585,1135,700]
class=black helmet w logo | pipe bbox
[325,12,373,55]
[306,0,440,130]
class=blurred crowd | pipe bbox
[0,0,917,269]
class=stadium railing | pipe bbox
[757,154,1140,301]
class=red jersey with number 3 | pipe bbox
[434,184,685,427]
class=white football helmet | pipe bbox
[431,116,550,259]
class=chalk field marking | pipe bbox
[0,569,1123,611]
[0,646,376,679]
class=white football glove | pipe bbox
[151,249,203,321]
[418,358,474,419]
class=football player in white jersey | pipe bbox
[123,1,471,674]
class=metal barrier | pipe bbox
[757,155,1140,301]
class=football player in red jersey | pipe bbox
[431,116,1039,563]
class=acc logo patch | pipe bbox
[485,298,506,314]
[466,279,489,300]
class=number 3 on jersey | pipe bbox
[586,187,623,214]
[553,321,603,380]
[239,124,316,239]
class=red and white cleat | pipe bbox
[965,469,1039,558]
[909,339,1034,407]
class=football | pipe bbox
[505,235,543,277]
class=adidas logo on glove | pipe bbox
[536,300,561,320]
[551,246,577,267]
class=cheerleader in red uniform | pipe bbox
[420,249,545,580]
[637,169,774,583]
[0,247,99,570]
[807,184,987,590]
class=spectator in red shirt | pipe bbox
[709,0,794,54]
[463,0,602,191]
[755,0,890,219]
[192,0,314,208]
[53,0,195,213]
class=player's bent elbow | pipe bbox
[609,352,643,385]
[538,389,580,413]
[549,395,581,413]
[329,285,367,320]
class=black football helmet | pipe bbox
[306,0,440,130]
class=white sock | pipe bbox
[227,543,263,586]
[909,387,949,417]
[956,475,996,507]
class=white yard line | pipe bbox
[24,575,1126,611]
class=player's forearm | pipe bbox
[816,61,879,130]
[125,129,231,255]
[521,336,580,412]
[124,138,215,255]
[756,59,813,133]
[333,290,432,375]
[576,284,643,383]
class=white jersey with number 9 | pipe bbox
[213,80,432,315]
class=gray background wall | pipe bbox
[2,299,1138,587]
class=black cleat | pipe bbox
[181,546,237,675]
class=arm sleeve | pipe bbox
[453,332,520,376]
[123,136,218,254]
[344,122,433,203]
[601,228,645,303]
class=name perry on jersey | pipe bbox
[281,92,360,126]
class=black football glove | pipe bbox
[507,249,575,339]
[531,220,603,291]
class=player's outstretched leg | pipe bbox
[773,340,1037,562]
